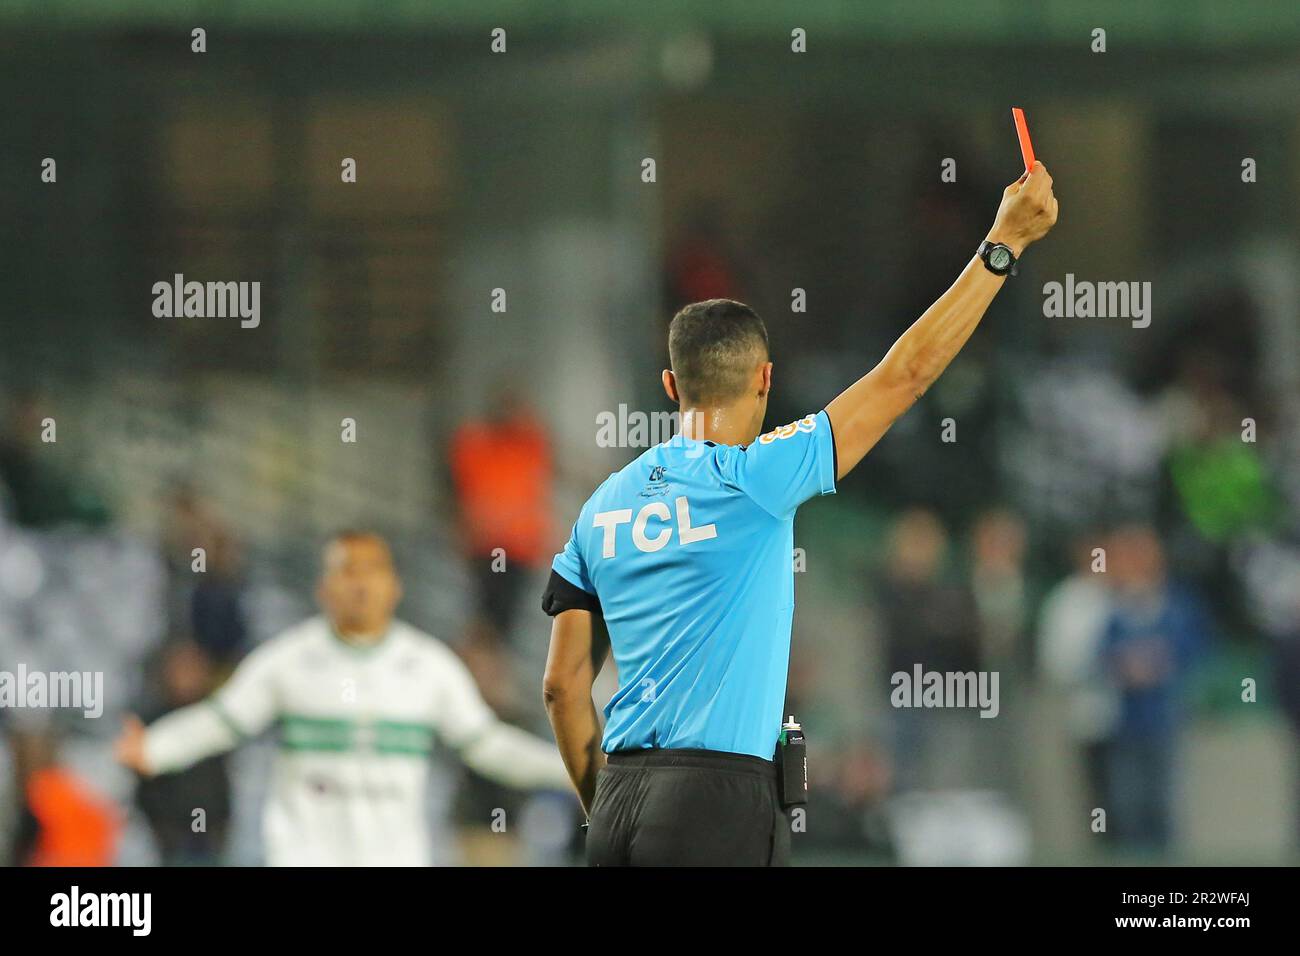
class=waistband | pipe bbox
[605,747,775,777]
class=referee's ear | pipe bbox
[662,369,680,405]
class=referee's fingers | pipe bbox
[1025,160,1053,192]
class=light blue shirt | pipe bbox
[552,411,836,758]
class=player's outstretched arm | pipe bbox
[429,644,573,791]
[542,609,610,816]
[825,161,1058,480]
[115,642,282,776]
[115,704,242,777]
[457,722,575,790]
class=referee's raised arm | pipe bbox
[541,166,1057,867]
[826,162,1057,479]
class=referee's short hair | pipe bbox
[668,299,770,405]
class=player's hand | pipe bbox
[986,161,1058,256]
[114,714,155,777]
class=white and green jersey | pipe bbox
[143,616,569,866]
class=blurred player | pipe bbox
[115,530,570,866]
[543,164,1057,865]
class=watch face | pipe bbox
[989,246,1012,270]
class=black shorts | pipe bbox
[586,748,791,867]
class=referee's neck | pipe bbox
[678,405,758,447]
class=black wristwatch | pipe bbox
[977,239,1018,277]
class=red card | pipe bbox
[1012,107,1035,172]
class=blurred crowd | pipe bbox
[788,511,1223,863]
[2,217,1298,867]
[3,319,1297,867]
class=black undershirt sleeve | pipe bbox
[824,408,838,482]
[541,569,602,617]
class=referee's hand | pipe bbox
[986,161,1058,257]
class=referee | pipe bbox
[542,163,1058,866]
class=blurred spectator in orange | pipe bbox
[10,728,118,866]
[135,642,232,865]
[449,386,554,644]
[1101,524,1211,852]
